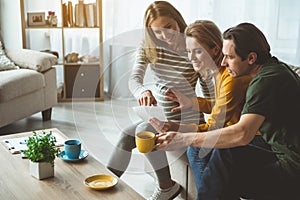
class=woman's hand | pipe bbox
[149,118,179,133]
[138,90,157,106]
[165,88,193,112]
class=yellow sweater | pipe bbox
[188,67,253,132]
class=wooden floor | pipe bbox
[0,97,158,199]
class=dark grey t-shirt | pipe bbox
[242,58,300,177]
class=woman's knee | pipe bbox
[116,133,136,150]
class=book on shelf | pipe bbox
[75,1,85,27]
[85,3,97,27]
[93,3,98,27]
[96,0,100,27]
[62,3,68,27]
[68,1,74,27]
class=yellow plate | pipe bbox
[84,174,118,190]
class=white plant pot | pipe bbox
[29,161,54,180]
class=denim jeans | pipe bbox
[196,136,300,200]
[187,146,212,192]
[187,137,269,195]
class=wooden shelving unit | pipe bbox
[20,0,104,101]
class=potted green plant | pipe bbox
[21,130,61,180]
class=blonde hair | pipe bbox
[144,1,187,63]
[185,20,223,67]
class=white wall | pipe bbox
[1,0,299,98]
[0,0,22,49]
[1,0,300,63]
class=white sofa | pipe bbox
[0,45,58,128]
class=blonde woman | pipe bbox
[107,2,214,200]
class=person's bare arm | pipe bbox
[156,113,265,150]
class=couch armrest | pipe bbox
[288,64,300,77]
[5,48,58,72]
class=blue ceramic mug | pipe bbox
[64,139,81,159]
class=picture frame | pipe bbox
[27,12,46,26]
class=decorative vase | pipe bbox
[29,161,54,180]
[50,15,58,26]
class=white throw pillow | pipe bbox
[5,48,58,72]
[0,41,19,71]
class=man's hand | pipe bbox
[138,90,157,106]
[165,88,193,112]
[155,131,195,151]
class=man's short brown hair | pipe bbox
[223,23,271,64]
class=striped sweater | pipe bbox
[129,46,214,124]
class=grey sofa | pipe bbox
[0,44,58,128]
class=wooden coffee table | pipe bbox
[0,128,143,199]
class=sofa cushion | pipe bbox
[0,69,44,102]
[5,48,58,72]
[288,64,300,77]
[0,41,19,71]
